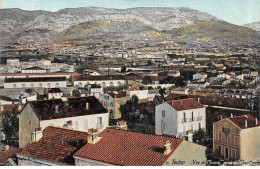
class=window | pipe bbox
[47,83,51,88]
[163,122,165,130]
[227,134,230,143]
[183,112,186,121]
[22,84,25,88]
[110,82,113,86]
[162,110,165,118]
[110,102,113,107]
[97,117,102,124]
[13,84,16,88]
[30,83,34,87]
[117,81,121,86]
[192,111,194,121]
[78,82,82,87]
[234,136,239,145]
[198,122,201,129]
[222,133,226,142]
[215,131,219,140]
[39,83,43,88]
[55,83,59,88]
[29,121,31,124]
[232,149,236,158]
[102,82,106,87]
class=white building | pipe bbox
[193,72,207,80]
[19,96,109,148]
[45,88,64,99]
[21,66,47,74]
[4,77,67,89]
[127,87,149,100]
[155,98,206,141]
[6,59,19,66]
[73,76,126,88]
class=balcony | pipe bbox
[182,118,188,123]
[189,117,195,122]
[197,116,203,121]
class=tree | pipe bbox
[142,76,153,85]
[193,129,207,146]
[119,95,139,120]
[1,112,19,146]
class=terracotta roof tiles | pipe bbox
[166,98,204,111]
[74,129,183,166]
[0,147,21,165]
[229,114,259,129]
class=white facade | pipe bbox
[0,100,12,105]
[74,79,126,88]
[7,59,19,66]
[40,113,109,132]
[155,102,206,139]
[127,90,149,100]
[4,81,66,89]
[99,93,115,118]
[48,92,63,99]
[21,69,47,74]
[21,94,37,104]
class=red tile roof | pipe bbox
[73,75,125,81]
[4,77,66,83]
[0,96,13,102]
[166,98,204,111]
[74,129,183,166]
[0,72,79,78]
[139,101,159,114]
[107,91,127,98]
[47,88,63,93]
[127,86,139,91]
[0,147,21,165]
[229,114,259,129]
[19,126,88,165]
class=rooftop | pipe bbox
[47,88,63,93]
[19,126,88,165]
[28,96,107,120]
[107,91,127,98]
[0,147,21,165]
[0,95,13,102]
[73,75,125,81]
[74,129,183,166]
[228,114,259,129]
[166,98,204,111]
[4,77,66,83]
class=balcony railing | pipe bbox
[189,117,195,122]
[197,116,203,121]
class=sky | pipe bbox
[0,0,259,25]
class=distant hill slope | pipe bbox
[170,21,259,44]
[243,22,260,31]
[0,7,259,46]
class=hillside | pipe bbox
[244,22,260,31]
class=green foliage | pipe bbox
[193,129,207,146]
[160,76,186,87]
[142,76,153,85]
[119,95,139,120]
[1,112,19,146]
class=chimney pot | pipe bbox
[256,118,258,126]
[164,140,172,155]
[4,145,9,151]
[220,115,223,120]
[245,119,248,128]
[231,113,233,118]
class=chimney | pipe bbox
[0,106,3,112]
[245,120,248,128]
[4,145,9,151]
[220,115,223,120]
[198,98,200,103]
[172,101,174,107]
[18,104,22,111]
[231,113,233,118]
[86,103,89,111]
[256,118,258,125]
[32,128,43,142]
[164,140,172,155]
[55,105,59,113]
[87,132,101,144]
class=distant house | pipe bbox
[127,87,149,100]
[99,91,130,119]
[6,59,19,66]
[19,96,108,148]
[73,76,126,88]
[213,114,260,162]
[4,77,67,89]
[155,98,206,141]
[167,70,180,77]
[19,91,37,104]
[18,126,206,166]
[0,96,13,105]
[86,84,103,98]
[193,72,207,80]
[21,66,47,74]
[45,88,63,99]
[187,81,209,88]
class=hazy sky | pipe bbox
[0,0,259,25]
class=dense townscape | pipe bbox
[0,6,259,166]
